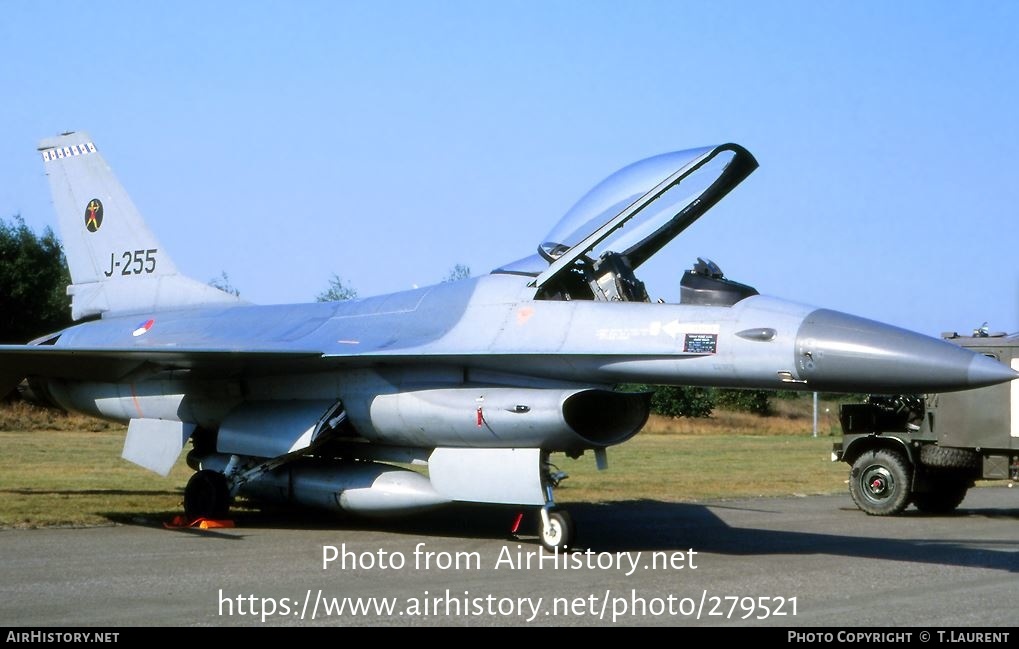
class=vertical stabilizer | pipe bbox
[38,132,243,320]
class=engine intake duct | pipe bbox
[363,387,650,451]
[561,389,651,446]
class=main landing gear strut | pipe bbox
[183,406,350,521]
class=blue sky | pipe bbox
[1,1,1016,336]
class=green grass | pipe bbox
[556,434,844,504]
[549,396,849,504]
[0,428,192,528]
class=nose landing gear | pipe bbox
[536,463,574,551]
[538,507,575,552]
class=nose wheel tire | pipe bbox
[184,469,232,520]
[539,509,575,552]
[849,449,911,516]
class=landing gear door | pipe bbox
[123,418,196,476]
[217,399,340,458]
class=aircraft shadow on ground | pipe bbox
[108,498,1019,573]
[567,500,1019,575]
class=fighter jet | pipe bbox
[2,133,1014,549]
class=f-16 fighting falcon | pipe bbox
[2,132,1014,549]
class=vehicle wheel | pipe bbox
[912,480,969,514]
[539,509,575,552]
[184,470,231,519]
[849,449,912,516]
[919,445,980,470]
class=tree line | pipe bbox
[0,216,72,344]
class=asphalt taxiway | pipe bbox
[1,488,1016,626]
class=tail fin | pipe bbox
[38,131,243,321]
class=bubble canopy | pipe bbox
[497,144,758,283]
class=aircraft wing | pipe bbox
[0,346,325,388]
[0,343,693,398]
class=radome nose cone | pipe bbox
[967,353,1019,387]
[795,309,1015,393]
